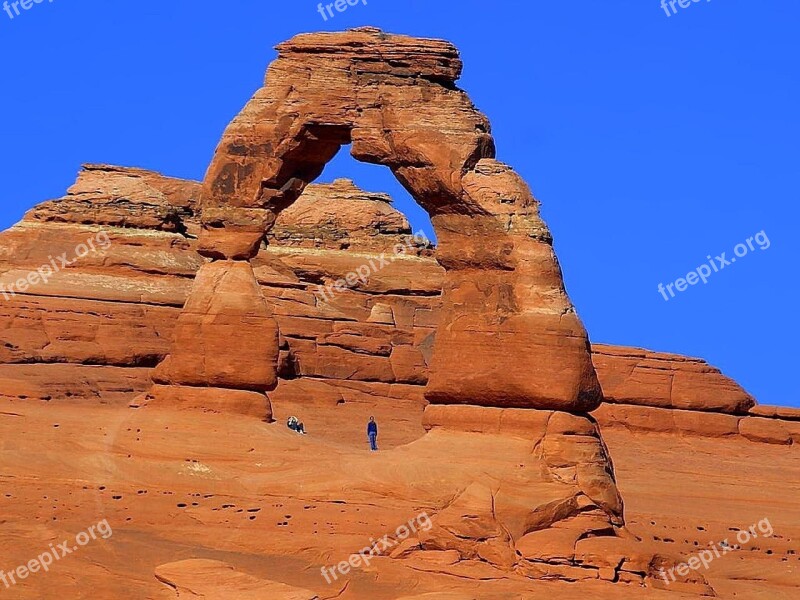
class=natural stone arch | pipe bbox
[149,27,600,417]
[132,29,717,586]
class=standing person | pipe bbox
[367,416,378,451]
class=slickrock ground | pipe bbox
[2,398,799,599]
[1,28,798,600]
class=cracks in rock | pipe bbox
[319,579,350,600]
[403,562,508,582]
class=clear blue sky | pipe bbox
[0,1,797,407]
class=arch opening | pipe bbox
[316,144,437,244]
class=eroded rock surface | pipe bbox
[592,344,756,415]
[0,28,795,600]
[27,163,199,234]
[0,163,794,598]
[155,559,319,599]
[0,163,781,446]
[183,27,600,415]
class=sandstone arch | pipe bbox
[78,29,712,586]
[149,27,601,417]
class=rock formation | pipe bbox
[134,27,635,582]
[592,344,756,415]
[159,27,600,416]
[0,28,797,600]
[26,163,199,234]
[1,159,796,598]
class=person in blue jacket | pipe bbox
[367,416,378,451]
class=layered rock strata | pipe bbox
[0,30,789,594]
[0,164,783,449]
[592,344,755,415]
[134,28,635,580]
[0,162,784,592]
[178,27,600,415]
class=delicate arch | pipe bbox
[153,27,601,415]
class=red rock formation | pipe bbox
[592,344,755,415]
[0,30,797,599]
[590,347,799,446]
[135,28,629,581]
[168,27,600,416]
[27,163,199,234]
[148,260,278,419]
[0,160,793,596]
[0,163,784,448]
[267,178,430,253]
[749,404,800,420]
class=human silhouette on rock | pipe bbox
[367,417,378,451]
